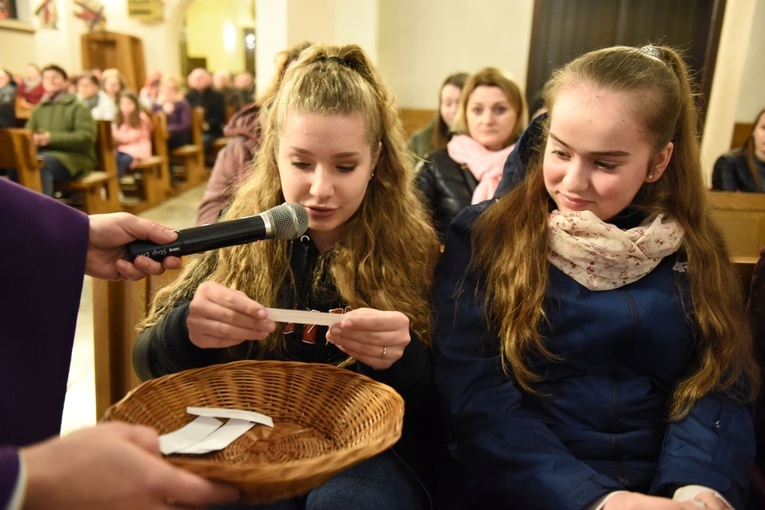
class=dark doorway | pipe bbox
[526,0,726,126]
[244,28,256,75]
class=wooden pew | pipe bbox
[167,106,205,191]
[211,104,236,159]
[56,120,121,214]
[731,122,753,150]
[93,265,183,417]
[735,256,759,300]
[400,108,436,138]
[708,191,765,258]
[0,128,43,192]
[148,111,173,197]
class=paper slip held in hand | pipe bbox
[159,407,274,455]
[266,307,344,326]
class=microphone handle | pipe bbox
[127,215,268,261]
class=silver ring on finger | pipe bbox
[380,346,387,358]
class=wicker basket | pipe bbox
[104,360,404,503]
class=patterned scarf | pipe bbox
[547,210,684,290]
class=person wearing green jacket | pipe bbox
[25,64,96,197]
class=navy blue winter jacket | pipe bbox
[432,204,755,509]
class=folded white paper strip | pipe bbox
[177,419,255,454]
[159,407,275,455]
[159,416,222,455]
[266,307,344,326]
[187,406,274,427]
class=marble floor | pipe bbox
[61,183,207,436]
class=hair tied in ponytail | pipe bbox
[320,55,359,72]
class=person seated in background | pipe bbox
[135,43,442,509]
[139,70,162,109]
[195,41,312,226]
[409,72,469,161]
[233,71,255,105]
[212,69,244,115]
[101,67,126,106]
[15,63,44,114]
[195,102,260,225]
[185,67,226,150]
[432,44,759,510]
[112,90,153,179]
[25,64,96,197]
[0,68,16,128]
[75,71,116,121]
[712,108,765,192]
[152,74,192,151]
[417,67,527,241]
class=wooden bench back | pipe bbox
[708,191,765,258]
[191,106,205,148]
[0,128,42,192]
[400,108,436,138]
[731,122,753,150]
[95,120,119,178]
[93,265,184,418]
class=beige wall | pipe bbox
[377,0,534,108]
[737,0,765,121]
[701,0,760,183]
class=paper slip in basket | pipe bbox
[159,416,222,455]
[187,406,273,427]
[266,308,344,327]
[177,419,255,455]
[160,407,275,455]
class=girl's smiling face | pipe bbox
[543,84,673,221]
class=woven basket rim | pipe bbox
[103,359,405,501]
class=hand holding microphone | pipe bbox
[127,203,309,262]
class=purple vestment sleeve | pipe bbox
[0,179,89,446]
[0,446,20,510]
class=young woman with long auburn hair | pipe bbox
[433,45,760,510]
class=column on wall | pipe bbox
[255,0,379,96]
[701,0,757,185]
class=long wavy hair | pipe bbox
[429,72,469,152]
[141,44,440,357]
[115,90,142,129]
[741,108,765,189]
[470,45,759,419]
[452,67,528,148]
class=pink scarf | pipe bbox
[447,134,514,204]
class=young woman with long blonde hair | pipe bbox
[135,44,440,509]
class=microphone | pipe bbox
[127,203,309,261]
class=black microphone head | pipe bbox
[265,203,309,239]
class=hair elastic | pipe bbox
[640,45,662,61]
